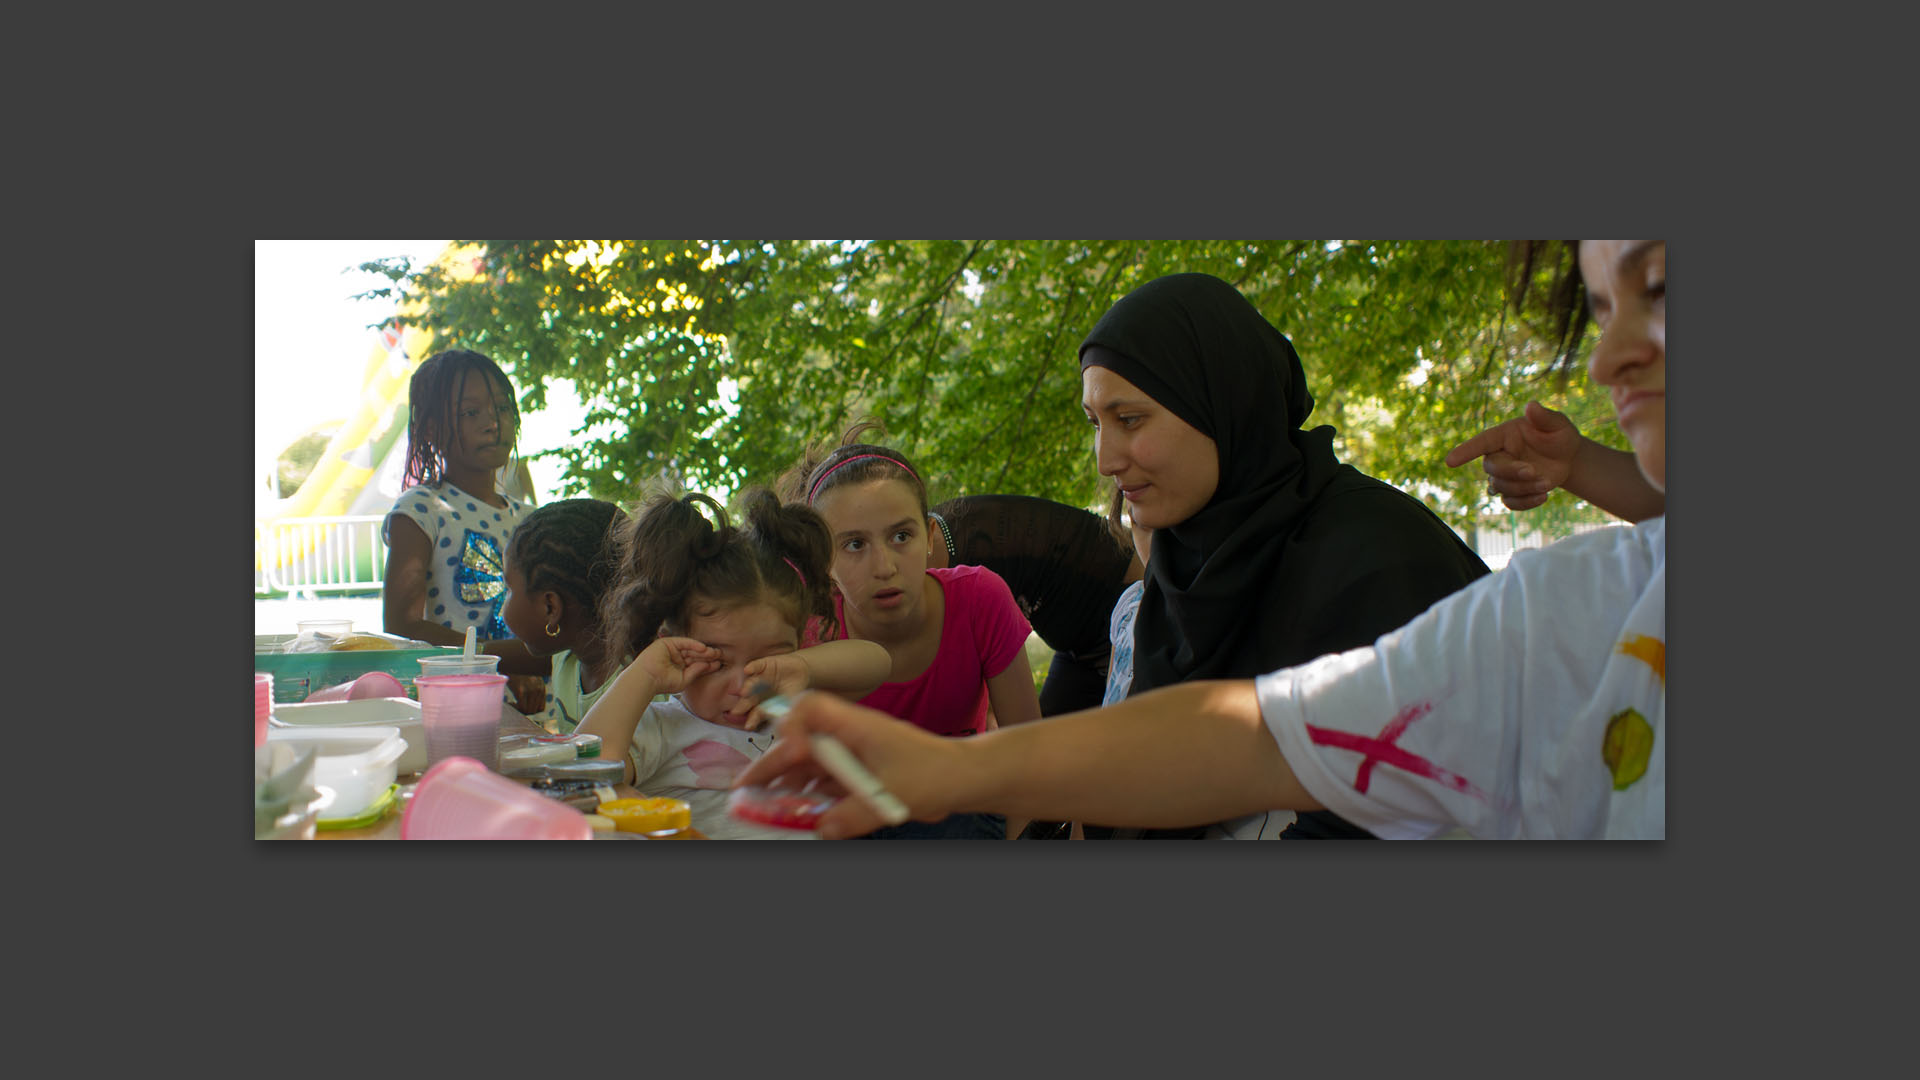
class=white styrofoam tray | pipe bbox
[270,697,427,775]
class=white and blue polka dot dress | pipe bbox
[384,482,531,642]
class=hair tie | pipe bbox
[781,556,807,586]
[806,453,920,505]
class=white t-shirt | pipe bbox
[1257,517,1666,840]
[628,696,815,841]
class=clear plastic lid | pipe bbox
[726,784,840,831]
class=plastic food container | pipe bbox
[727,784,839,831]
[598,796,692,836]
[270,697,429,775]
[499,740,576,772]
[255,636,461,704]
[266,725,406,820]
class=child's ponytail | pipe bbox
[738,487,838,641]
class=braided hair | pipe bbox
[776,418,928,515]
[507,499,628,649]
[600,487,838,658]
[402,349,520,487]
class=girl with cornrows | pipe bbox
[780,421,1042,839]
[488,498,630,734]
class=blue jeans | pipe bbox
[858,812,1006,840]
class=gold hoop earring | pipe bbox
[544,621,560,637]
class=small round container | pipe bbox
[727,784,839,831]
[418,654,502,677]
[598,796,692,836]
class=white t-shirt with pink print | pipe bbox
[625,696,815,840]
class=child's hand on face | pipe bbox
[728,653,812,729]
[637,636,723,695]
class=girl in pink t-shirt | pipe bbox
[782,421,1040,838]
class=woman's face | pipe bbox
[1580,240,1666,493]
[812,477,930,635]
[1082,365,1220,530]
[675,600,799,727]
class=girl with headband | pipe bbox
[780,420,1042,840]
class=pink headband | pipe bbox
[806,453,920,505]
[781,556,807,586]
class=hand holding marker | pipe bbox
[745,684,911,827]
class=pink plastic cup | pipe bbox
[255,673,273,748]
[400,756,592,840]
[417,672,508,771]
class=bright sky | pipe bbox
[254,240,588,511]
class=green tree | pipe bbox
[356,240,1624,535]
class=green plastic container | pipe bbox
[254,635,464,704]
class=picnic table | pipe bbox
[315,705,706,840]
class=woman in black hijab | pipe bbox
[1078,273,1490,839]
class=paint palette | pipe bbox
[727,784,840,831]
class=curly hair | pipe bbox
[1506,241,1591,385]
[402,349,520,487]
[507,499,627,647]
[600,487,838,658]
[775,418,928,515]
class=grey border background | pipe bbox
[86,11,1885,1072]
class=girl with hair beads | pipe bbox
[381,349,545,714]
[573,489,890,840]
[780,421,1042,840]
[485,498,629,735]
[739,240,1668,842]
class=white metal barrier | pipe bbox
[256,515,391,597]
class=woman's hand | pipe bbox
[733,691,968,839]
[1443,400,1582,511]
[634,636,722,696]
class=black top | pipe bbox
[929,494,1136,660]
[1080,273,1491,840]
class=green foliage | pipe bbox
[362,240,1627,533]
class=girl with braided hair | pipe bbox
[491,498,630,734]
[381,349,546,714]
[570,488,890,839]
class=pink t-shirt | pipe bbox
[834,565,1033,737]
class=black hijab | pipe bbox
[1080,273,1490,838]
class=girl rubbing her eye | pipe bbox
[570,489,889,840]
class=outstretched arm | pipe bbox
[735,681,1321,839]
[1445,401,1665,523]
[730,639,892,728]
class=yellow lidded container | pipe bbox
[597,797,691,835]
